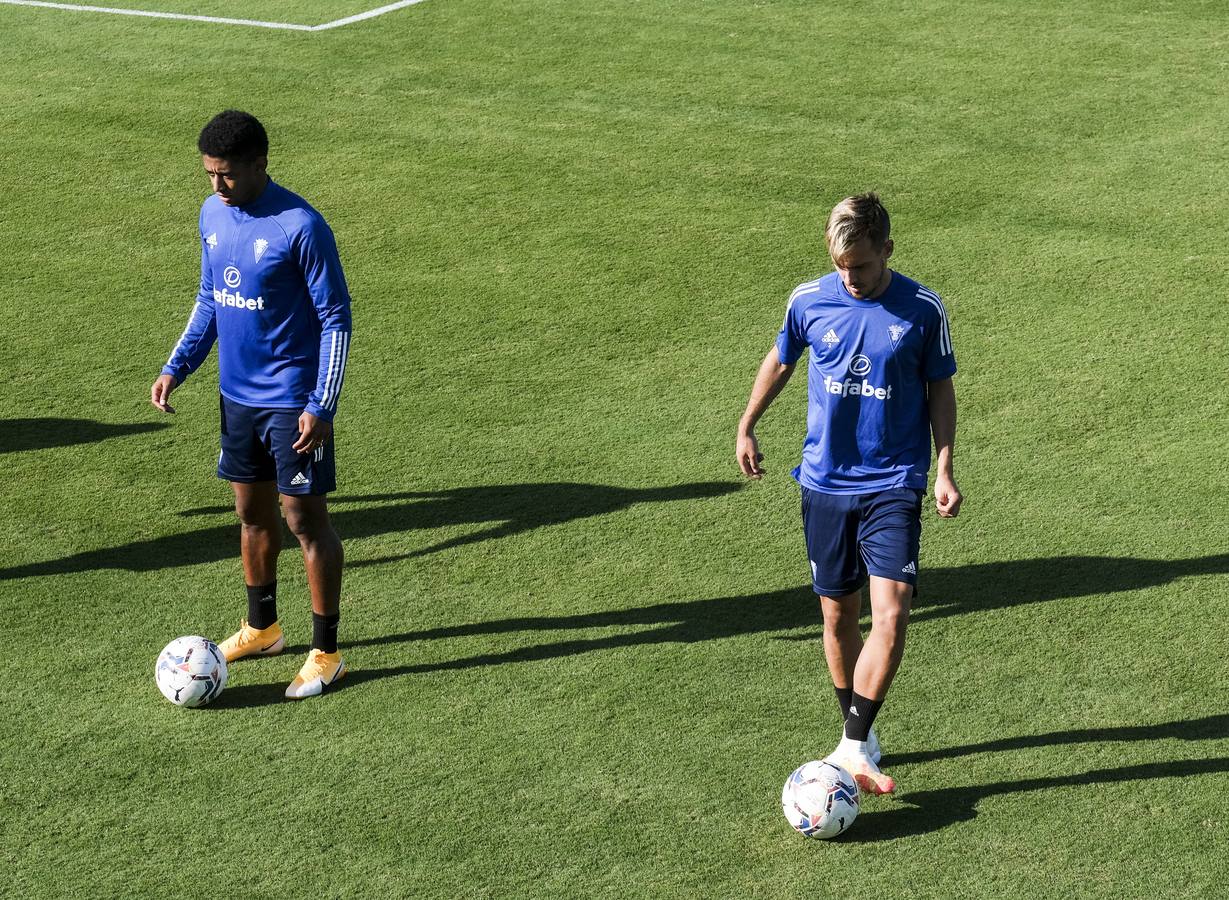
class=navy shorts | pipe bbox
[218,396,336,496]
[801,486,923,596]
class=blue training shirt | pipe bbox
[163,179,352,422]
[776,270,956,494]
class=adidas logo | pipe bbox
[205,232,218,249]
[849,706,861,717]
[254,238,268,262]
[821,329,840,345]
[902,561,917,575]
[290,472,310,487]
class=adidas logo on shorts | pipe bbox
[290,472,310,487]
[901,561,917,575]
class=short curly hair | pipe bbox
[198,110,268,161]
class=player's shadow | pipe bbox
[842,715,1229,840]
[212,677,289,709]
[268,549,1228,689]
[328,586,820,688]
[765,553,1229,632]
[912,554,1229,621]
[851,752,1229,843]
[0,481,741,580]
[214,586,825,707]
[886,713,1229,766]
[0,417,168,454]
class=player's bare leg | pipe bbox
[853,576,911,700]
[236,481,281,585]
[819,589,863,689]
[282,494,342,616]
[827,576,911,794]
[218,481,286,662]
[819,589,882,766]
[282,493,346,698]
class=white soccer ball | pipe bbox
[155,636,227,708]
[782,760,860,839]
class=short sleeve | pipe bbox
[918,290,957,381]
[775,292,809,366]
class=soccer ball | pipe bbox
[781,760,860,839]
[155,636,227,707]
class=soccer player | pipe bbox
[151,110,352,699]
[735,193,962,794]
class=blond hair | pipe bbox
[824,193,891,261]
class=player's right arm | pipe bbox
[152,235,218,413]
[737,287,809,479]
[736,346,795,479]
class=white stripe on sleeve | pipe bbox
[917,288,952,356]
[166,301,205,367]
[320,331,350,411]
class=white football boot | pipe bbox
[825,735,896,795]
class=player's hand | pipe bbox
[151,374,179,413]
[736,431,766,479]
[934,472,963,518]
[293,411,333,454]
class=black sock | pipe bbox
[312,612,340,654]
[246,582,277,629]
[834,686,853,720]
[844,692,883,742]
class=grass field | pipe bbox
[2,0,1227,896]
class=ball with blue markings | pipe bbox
[155,636,227,708]
[782,760,860,839]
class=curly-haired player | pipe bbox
[151,110,352,699]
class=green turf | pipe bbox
[2,0,1227,896]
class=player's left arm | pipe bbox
[927,377,962,518]
[292,213,353,454]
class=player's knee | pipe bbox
[282,504,331,543]
[282,507,312,539]
[874,607,910,642]
[822,606,858,636]
[235,500,275,528]
[239,522,277,546]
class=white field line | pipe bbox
[313,0,426,30]
[0,0,426,30]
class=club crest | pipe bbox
[253,238,269,263]
[887,324,907,347]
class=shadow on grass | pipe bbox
[213,678,288,709]
[850,754,1229,843]
[913,554,1229,621]
[210,589,818,706]
[763,554,1229,635]
[887,713,1229,766]
[0,481,740,580]
[215,676,1229,842]
[338,586,819,675]
[1,417,168,454]
[212,553,1227,703]
[282,550,1226,684]
[207,587,823,707]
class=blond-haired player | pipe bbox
[736,193,962,793]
